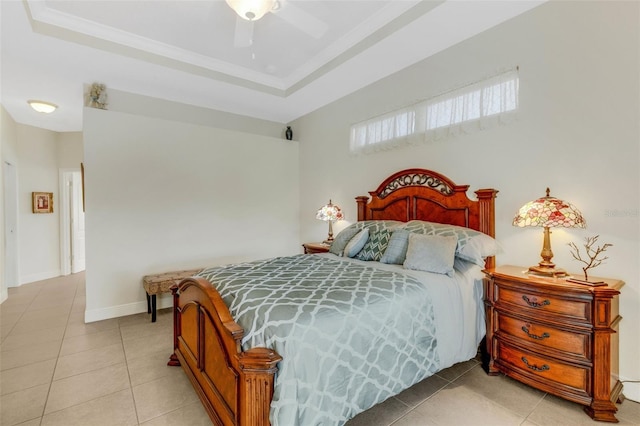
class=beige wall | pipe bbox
[82,104,299,321]
[15,125,60,283]
[293,1,640,400]
[57,132,84,169]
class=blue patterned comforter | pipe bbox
[198,254,440,426]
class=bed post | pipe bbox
[168,285,181,367]
[238,348,282,425]
[475,188,498,270]
[356,196,369,221]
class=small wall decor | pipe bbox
[87,83,108,109]
[567,235,612,284]
[285,126,293,140]
[32,192,54,213]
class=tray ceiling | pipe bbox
[1,0,545,132]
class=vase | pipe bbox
[285,126,293,140]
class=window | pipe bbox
[350,68,519,154]
[350,108,415,152]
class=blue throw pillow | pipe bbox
[329,225,360,256]
[380,229,410,264]
[403,233,457,277]
[344,229,369,258]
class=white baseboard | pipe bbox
[19,270,61,285]
[84,293,173,323]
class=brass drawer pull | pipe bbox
[521,357,550,372]
[521,325,550,340]
[522,295,550,308]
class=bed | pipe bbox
[169,168,498,426]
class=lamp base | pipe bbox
[528,264,568,277]
[322,238,334,245]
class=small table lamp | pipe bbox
[513,188,586,277]
[316,200,344,244]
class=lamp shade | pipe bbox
[225,0,275,20]
[513,188,585,229]
[316,200,344,223]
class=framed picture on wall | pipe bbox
[32,192,54,213]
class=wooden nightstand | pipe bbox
[302,242,330,254]
[483,265,624,422]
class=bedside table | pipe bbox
[483,265,624,422]
[302,242,330,254]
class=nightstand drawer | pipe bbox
[495,284,590,322]
[496,340,589,395]
[496,312,590,360]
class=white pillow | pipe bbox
[403,233,457,277]
[344,229,369,258]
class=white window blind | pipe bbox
[350,68,519,154]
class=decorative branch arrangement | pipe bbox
[568,235,612,281]
[87,83,108,109]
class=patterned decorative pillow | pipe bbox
[379,229,410,265]
[402,220,500,266]
[329,226,361,256]
[357,220,404,233]
[403,233,457,277]
[355,229,392,261]
[344,228,369,258]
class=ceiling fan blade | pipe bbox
[272,1,328,39]
[233,15,254,48]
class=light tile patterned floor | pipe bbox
[1,273,639,425]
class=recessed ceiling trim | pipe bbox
[281,0,423,88]
[25,0,287,91]
[284,0,444,95]
[24,0,440,98]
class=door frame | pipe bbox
[59,169,73,276]
[59,168,85,275]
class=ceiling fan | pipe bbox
[225,0,328,48]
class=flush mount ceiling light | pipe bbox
[27,100,57,114]
[225,0,276,21]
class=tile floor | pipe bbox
[1,273,639,426]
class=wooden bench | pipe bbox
[142,269,203,322]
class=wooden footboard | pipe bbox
[169,278,282,426]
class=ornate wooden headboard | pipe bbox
[356,168,498,268]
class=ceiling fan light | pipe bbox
[27,100,57,114]
[225,0,275,21]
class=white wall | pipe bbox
[293,1,640,401]
[82,106,299,322]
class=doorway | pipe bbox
[59,169,85,275]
